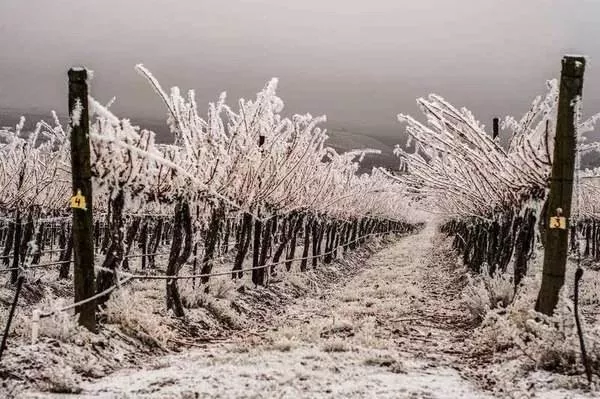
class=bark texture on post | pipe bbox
[535,56,585,316]
[492,117,499,139]
[69,67,96,332]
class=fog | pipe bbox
[1,0,599,141]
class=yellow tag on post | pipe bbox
[549,216,567,230]
[70,190,87,210]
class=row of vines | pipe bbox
[0,65,420,322]
[389,57,600,384]
[391,74,600,292]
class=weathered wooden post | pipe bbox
[68,67,96,332]
[492,117,499,140]
[535,56,585,315]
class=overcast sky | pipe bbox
[0,0,599,140]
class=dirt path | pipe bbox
[26,226,491,399]
[268,223,474,364]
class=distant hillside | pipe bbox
[0,109,402,174]
[0,109,169,140]
[376,135,405,148]
[0,108,67,130]
[14,109,600,173]
[325,129,400,173]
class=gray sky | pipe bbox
[0,0,599,141]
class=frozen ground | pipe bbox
[20,225,484,398]
[18,226,595,398]
[63,346,488,399]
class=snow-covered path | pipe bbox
[33,226,491,399]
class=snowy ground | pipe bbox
[19,225,484,398]
[16,226,596,398]
[64,346,488,399]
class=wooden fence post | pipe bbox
[492,117,499,140]
[535,56,585,315]
[68,67,96,332]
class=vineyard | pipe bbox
[388,57,600,391]
[392,70,600,286]
[1,56,600,397]
[0,64,420,358]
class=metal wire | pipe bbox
[35,229,403,319]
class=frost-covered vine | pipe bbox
[392,80,600,279]
[0,65,421,318]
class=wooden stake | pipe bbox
[535,56,585,315]
[492,117,499,139]
[68,67,96,332]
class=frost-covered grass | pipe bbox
[261,224,471,368]
[39,229,492,399]
[73,345,489,399]
[1,236,398,397]
[461,245,600,396]
[39,366,82,394]
[462,263,515,321]
[102,283,176,348]
[6,226,598,398]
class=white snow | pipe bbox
[11,227,598,398]
[58,346,489,399]
[25,226,493,399]
[71,98,83,127]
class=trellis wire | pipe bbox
[33,229,403,321]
